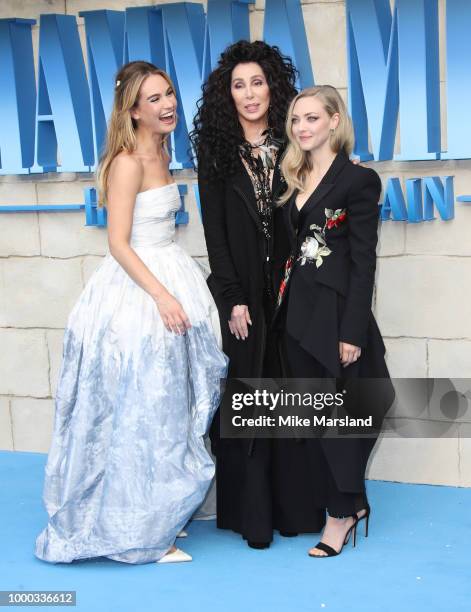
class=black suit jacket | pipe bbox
[275,149,384,372]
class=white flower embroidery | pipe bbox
[297,208,345,268]
[298,235,331,268]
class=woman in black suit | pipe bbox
[275,85,393,557]
[190,41,325,548]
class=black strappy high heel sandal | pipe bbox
[308,514,358,558]
[356,504,371,537]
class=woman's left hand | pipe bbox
[339,342,361,367]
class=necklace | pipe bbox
[239,129,282,240]
[241,130,280,171]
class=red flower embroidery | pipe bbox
[325,209,347,230]
[326,212,346,229]
[277,255,294,307]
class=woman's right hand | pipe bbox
[155,292,191,335]
[228,304,252,340]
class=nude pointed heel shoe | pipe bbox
[157,548,192,563]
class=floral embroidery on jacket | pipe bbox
[298,234,331,268]
[297,207,347,268]
[325,207,347,229]
[276,207,348,307]
[277,254,293,307]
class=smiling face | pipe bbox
[130,73,177,136]
[290,95,339,154]
[230,62,270,126]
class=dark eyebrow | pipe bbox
[232,74,265,83]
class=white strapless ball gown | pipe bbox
[35,183,228,563]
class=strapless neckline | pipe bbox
[136,183,177,198]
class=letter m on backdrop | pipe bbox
[346,0,440,162]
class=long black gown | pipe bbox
[199,156,326,544]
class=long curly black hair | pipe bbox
[190,40,298,181]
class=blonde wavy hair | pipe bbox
[278,85,354,205]
[96,61,176,206]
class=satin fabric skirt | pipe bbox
[35,243,227,564]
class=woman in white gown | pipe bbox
[35,61,227,564]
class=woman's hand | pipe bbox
[229,305,252,340]
[155,292,191,335]
[339,342,361,367]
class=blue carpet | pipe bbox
[0,451,470,612]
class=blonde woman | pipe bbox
[35,61,227,565]
[274,85,392,558]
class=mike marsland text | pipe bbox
[231,415,374,428]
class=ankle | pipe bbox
[327,515,353,526]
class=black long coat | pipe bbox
[198,157,326,541]
[275,149,395,493]
[198,157,290,379]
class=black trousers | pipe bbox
[283,332,368,518]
